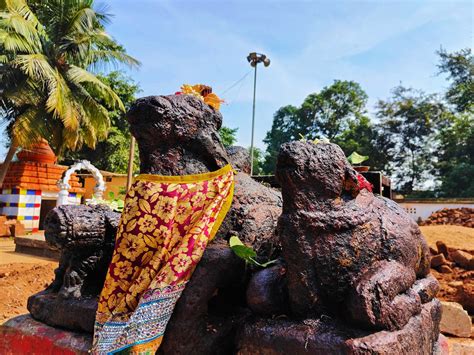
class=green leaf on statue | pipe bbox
[347,151,369,165]
[229,236,257,260]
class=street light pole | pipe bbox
[250,63,257,176]
[247,52,270,176]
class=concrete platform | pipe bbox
[14,232,60,260]
[0,314,92,354]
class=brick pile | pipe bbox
[420,208,474,228]
[0,216,25,237]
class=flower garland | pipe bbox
[175,84,224,110]
[357,174,373,192]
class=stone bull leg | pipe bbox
[347,261,422,331]
[159,240,247,355]
[28,205,120,333]
[58,249,105,299]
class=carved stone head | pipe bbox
[127,94,229,174]
[276,141,359,201]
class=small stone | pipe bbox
[447,337,474,354]
[439,265,453,274]
[440,301,472,337]
[450,250,474,270]
[431,254,447,268]
[436,241,449,258]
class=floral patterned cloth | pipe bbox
[92,165,235,354]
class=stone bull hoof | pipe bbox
[238,300,442,355]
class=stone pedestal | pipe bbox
[27,293,97,333]
[0,315,92,354]
[238,300,444,355]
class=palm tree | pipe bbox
[0,0,139,185]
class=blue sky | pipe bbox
[2,0,472,156]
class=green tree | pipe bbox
[375,86,450,194]
[435,113,474,197]
[263,80,376,173]
[249,146,264,175]
[218,126,238,147]
[437,48,473,113]
[61,71,141,173]
[0,0,139,184]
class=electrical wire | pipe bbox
[220,70,252,96]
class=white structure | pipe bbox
[57,160,106,206]
[399,201,474,222]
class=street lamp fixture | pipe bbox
[247,52,270,176]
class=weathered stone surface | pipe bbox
[127,94,229,176]
[238,300,442,355]
[226,146,251,174]
[218,172,282,259]
[43,204,120,298]
[447,337,474,355]
[275,141,434,333]
[27,294,97,333]
[431,254,448,268]
[439,265,453,274]
[437,241,450,258]
[450,250,474,270]
[14,234,60,260]
[440,301,472,337]
[455,283,474,313]
[0,314,92,355]
[159,240,248,355]
[27,204,119,332]
[246,263,288,316]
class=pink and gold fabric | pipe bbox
[92,165,234,354]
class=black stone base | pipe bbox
[238,300,442,354]
[27,292,97,333]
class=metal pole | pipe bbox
[250,64,257,176]
[126,136,135,190]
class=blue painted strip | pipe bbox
[110,334,164,354]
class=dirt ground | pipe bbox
[420,225,474,252]
[420,225,474,318]
[0,238,56,322]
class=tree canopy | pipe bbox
[374,86,450,194]
[262,49,473,197]
[263,80,376,174]
[0,0,139,154]
[61,71,140,173]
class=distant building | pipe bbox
[396,198,474,221]
[0,140,84,231]
[78,171,127,201]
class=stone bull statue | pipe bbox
[28,94,281,354]
[239,141,442,354]
[28,94,442,354]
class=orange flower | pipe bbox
[179,84,224,110]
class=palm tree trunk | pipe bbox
[0,143,18,188]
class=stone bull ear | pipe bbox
[344,165,360,197]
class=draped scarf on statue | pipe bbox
[92,164,235,354]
